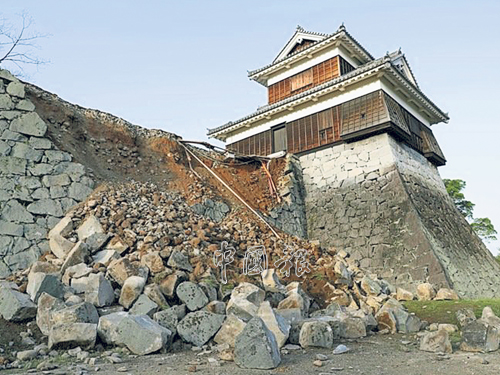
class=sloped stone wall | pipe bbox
[0,70,94,276]
[299,133,500,298]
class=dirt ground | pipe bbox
[3,333,500,375]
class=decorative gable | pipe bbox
[273,26,327,63]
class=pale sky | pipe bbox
[3,1,499,254]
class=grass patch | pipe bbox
[403,299,500,325]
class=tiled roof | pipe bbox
[208,52,448,137]
[248,25,374,79]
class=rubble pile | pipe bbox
[0,180,443,370]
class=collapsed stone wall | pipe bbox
[299,133,500,298]
[0,70,94,277]
[267,155,308,239]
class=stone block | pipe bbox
[10,112,47,137]
[60,241,89,274]
[461,320,500,352]
[117,314,172,355]
[177,310,225,347]
[129,294,158,317]
[76,215,103,241]
[48,322,97,349]
[176,281,208,311]
[68,182,93,201]
[0,94,13,109]
[0,156,26,175]
[16,100,35,111]
[257,301,290,348]
[0,220,23,236]
[27,199,63,217]
[27,272,65,302]
[299,320,334,349]
[119,276,146,309]
[234,317,281,369]
[28,136,52,149]
[36,293,66,335]
[85,273,115,307]
[0,287,36,321]
[11,142,43,162]
[50,301,99,325]
[6,81,25,98]
[97,311,128,345]
[214,314,246,347]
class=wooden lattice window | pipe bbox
[291,69,313,91]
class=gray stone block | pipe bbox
[176,281,208,311]
[0,287,36,321]
[234,317,281,369]
[1,199,34,223]
[0,156,26,175]
[10,112,47,137]
[0,220,23,236]
[177,310,225,347]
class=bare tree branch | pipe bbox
[0,11,49,76]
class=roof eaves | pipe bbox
[209,57,387,137]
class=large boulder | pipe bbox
[177,310,225,347]
[27,273,64,303]
[119,276,145,309]
[117,314,172,355]
[460,320,499,352]
[257,301,290,348]
[214,314,247,347]
[230,282,265,306]
[85,273,114,307]
[129,294,158,317]
[76,215,103,241]
[234,317,281,369]
[48,322,97,349]
[176,281,208,311]
[50,302,99,325]
[226,297,259,322]
[299,320,334,349]
[97,312,128,345]
[0,287,36,321]
[419,328,452,354]
[36,293,65,335]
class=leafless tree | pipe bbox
[0,11,48,75]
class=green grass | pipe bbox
[403,299,500,325]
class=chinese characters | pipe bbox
[213,242,311,284]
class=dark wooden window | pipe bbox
[339,56,355,75]
[272,125,287,153]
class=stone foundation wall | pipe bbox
[0,70,94,276]
[299,133,500,298]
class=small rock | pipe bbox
[313,359,323,367]
[434,288,459,301]
[333,344,349,354]
[416,283,436,301]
